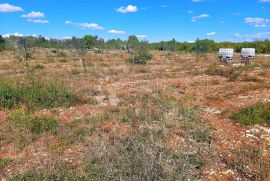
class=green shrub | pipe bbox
[205,64,224,76]
[60,127,89,146]
[232,103,270,126]
[11,168,86,181]
[88,97,98,105]
[228,69,241,82]
[10,110,59,135]
[0,79,22,109]
[33,64,45,70]
[130,52,152,64]
[205,65,242,81]
[0,110,59,151]
[23,77,81,109]
[0,158,13,170]
[129,42,152,64]
[0,77,81,110]
[70,68,81,75]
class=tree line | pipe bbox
[0,34,269,54]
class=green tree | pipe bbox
[84,35,97,49]
[128,35,139,49]
[0,35,5,51]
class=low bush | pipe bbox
[205,64,224,76]
[0,110,59,151]
[0,78,22,109]
[10,110,58,135]
[205,64,242,81]
[11,168,85,181]
[84,129,204,181]
[70,68,81,75]
[0,77,81,110]
[228,146,270,180]
[129,42,152,64]
[232,103,270,126]
[60,127,90,146]
[130,52,152,64]
[0,158,13,170]
[32,64,45,70]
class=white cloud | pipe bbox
[22,11,44,18]
[188,10,193,14]
[2,32,23,38]
[80,23,103,30]
[259,0,270,2]
[117,5,138,13]
[192,0,204,2]
[234,32,270,41]
[27,19,49,24]
[65,20,104,30]
[136,35,147,39]
[244,17,270,27]
[207,32,216,36]
[108,29,125,34]
[191,14,210,22]
[0,3,23,12]
[65,20,72,25]
[62,37,72,40]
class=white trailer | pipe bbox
[218,48,234,64]
[241,48,256,65]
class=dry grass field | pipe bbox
[0,49,270,180]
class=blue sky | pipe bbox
[0,0,269,42]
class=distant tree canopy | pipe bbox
[83,35,104,49]
[152,39,270,54]
[127,35,139,49]
[0,35,5,51]
[1,34,270,54]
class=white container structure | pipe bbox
[241,48,255,65]
[218,48,234,64]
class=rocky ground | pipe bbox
[0,49,269,180]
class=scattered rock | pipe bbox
[205,107,222,115]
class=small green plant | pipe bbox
[109,107,120,113]
[232,103,270,126]
[121,109,136,123]
[84,113,108,125]
[60,127,89,146]
[32,64,45,70]
[241,77,261,83]
[70,68,81,75]
[88,97,98,105]
[11,168,86,181]
[228,69,241,82]
[205,64,224,76]
[10,110,59,135]
[0,158,13,170]
[165,52,173,60]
